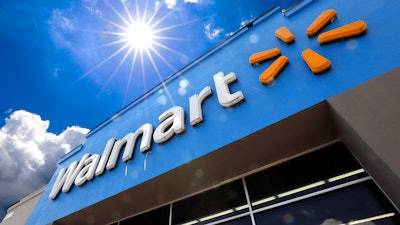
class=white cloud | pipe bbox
[0,110,89,214]
[84,0,103,16]
[164,0,200,9]
[50,9,74,31]
[48,8,75,51]
[165,0,177,9]
[204,22,223,40]
[3,109,12,115]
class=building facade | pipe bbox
[0,187,44,225]
[26,0,400,224]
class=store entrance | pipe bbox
[112,142,399,225]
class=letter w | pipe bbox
[49,154,89,200]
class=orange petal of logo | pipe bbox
[249,9,367,84]
[249,48,281,66]
[275,26,295,44]
[318,20,367,45]
[302,49,331,74]
[259,55,289,84]
[306,9,337,37]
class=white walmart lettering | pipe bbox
[49,72,245,200]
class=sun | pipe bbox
[80,0,203,103]
[124,22,154,50]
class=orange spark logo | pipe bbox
[249,9,367,84]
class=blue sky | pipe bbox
[0,0,297,220]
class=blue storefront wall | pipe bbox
[27,0,400,224]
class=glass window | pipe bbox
[254,180,399,225]
[119,205,169,225]
[172,180,248,225]
[115,142,399,225]
[217,216,253,225]
[245,142,368,209]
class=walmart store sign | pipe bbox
[50,7,374,200]
[50,72,245,200]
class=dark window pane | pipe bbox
[219,216,252,225]
[172,180,247,224]
[254,180,400,225]
[120,205,169,225]
[245,142,367,207]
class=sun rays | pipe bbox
[80,0,200,102]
